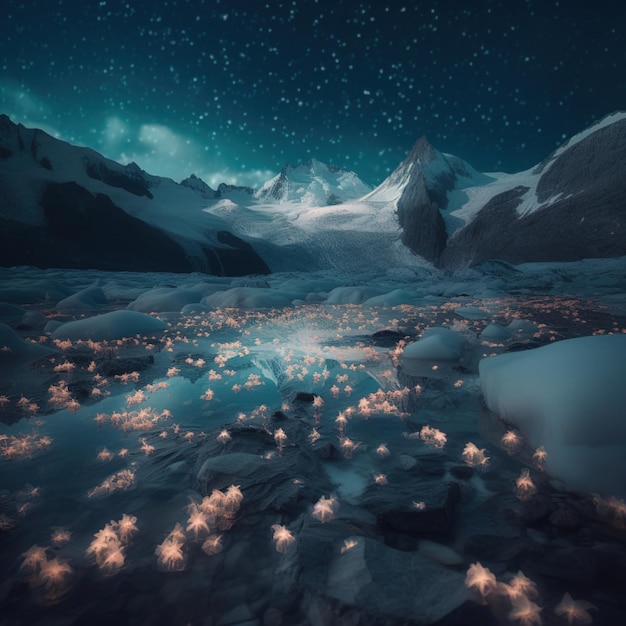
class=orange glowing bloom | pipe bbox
[554,592,596,625]
[464,561,497,601]
[271,524,295,553]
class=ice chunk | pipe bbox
[201,287,296,309]
[56,285,107,310]
[480,335,626,497]
[127,287,204,312]
[50,310,167,342]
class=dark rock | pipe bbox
[532,546,600,581]
[322,535,469,623]
[396,165,447,264]
[508,494,555,525]
[84,157,154,198]
[370,329,406,347]
[312,442,338,460]
[449,465,474,480]
[98,356,155,377]
[549,506,583,531]
[294,391,316,403]
[362,480,461,536]
[463,534,527,562]
[39,157,52,170]
[441,116,626,269]
[196,421,335,516]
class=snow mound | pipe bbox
[127,287,205,313]
[50,310,168,342]
[201,287,296,309]
[0,322,57,368]
[480,335,626,497]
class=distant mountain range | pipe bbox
[1,112,625,274]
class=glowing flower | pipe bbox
[462,442,490,467]
[515,468,537,501]
[186,503,210,540]
[201,534,224,555]
[341,538,359,553]
[419,425,447,449]
[116,514,138,544]
[509,595,542,626]
[465,561,497,601]
[501,430,522,454]
[37,556,73,592]
[554,592,596,625]
[312,495,338,523]
[271,524,295,553]
[20,545,48,574]
[217,428,231,444]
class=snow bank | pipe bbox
[56,285,108,310]
[127,287,205,312]
[480,335,626,497]
[0,323,58,367]
[201,287,296,309]
[50,310,168,342]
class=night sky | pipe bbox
[1,0,625,187]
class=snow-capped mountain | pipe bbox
[363,136,493,264]
[0,115,270,275]
[255,158,371,205]
[440,112,626,268]
[377,112,626,269]
[1,112,625,275]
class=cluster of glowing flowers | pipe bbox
[96,406,171,432]
[125,389,146,406]
[87,468,135,499]
[232,373,265,393]
[312,495,338,523]
[515,468,538,501]
[356,388,411,417]
[271,524,295,553]
[214,340,249,367]
[462,442,490,468]
[48,381,80,413]
[0,431,52,460]
[20,545,73,600]
[192,485,244,537]
[85,514,138,575]
[17,395,39,414]
[114,371,141,384]
[465,563,597,626]
[419,425,447,449]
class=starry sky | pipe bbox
[1,0,625,187]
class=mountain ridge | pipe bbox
[1,112,625,274]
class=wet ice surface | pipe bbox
[1,261,626,625]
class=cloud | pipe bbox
[99,117,275,189]
[0,80,60,137]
